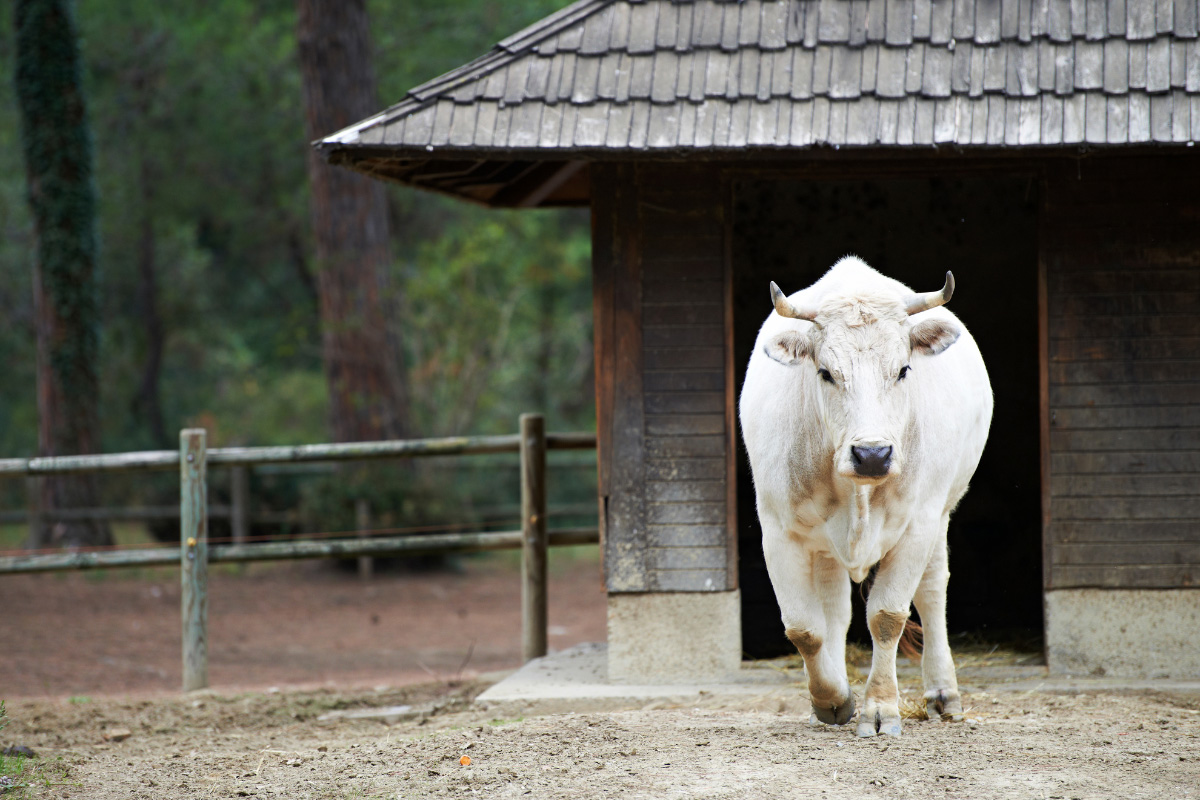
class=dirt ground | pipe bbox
[4,555,1200,799]
[2,552,607,697]
[3,670,1199,799]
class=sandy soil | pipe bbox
[3,674,1199,799]
[4,555,1200,799]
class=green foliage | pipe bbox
[0,749,76,800]
[299,464,493,538]
[402,206,592,436]
[1,1,595,528]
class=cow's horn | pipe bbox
[770,281,820,321]
[903,271,955,315]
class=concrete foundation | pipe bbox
[607,590,742,683]
[1046,589,1200,679]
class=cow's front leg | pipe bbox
[912,531,963,721]
[857,525,936,738]
[764,532,854,725]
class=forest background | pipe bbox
[0,0,595,543]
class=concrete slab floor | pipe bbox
[472,643,1200,718]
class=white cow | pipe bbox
[739,256,992,738]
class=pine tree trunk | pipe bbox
[133,155,168,449]
[15,0,111,548]
[296,0,411,443]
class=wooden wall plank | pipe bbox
[645,457,726,481]
[1048,268,1200,294]
[643,279,724,304]
[647,502,726,525]
[644,371,725,392]
[1049,291,1200,316]
[644,326,725,347]
[1050,360,1200,385]
[643,304,728,326]
[1051,542,1200,565]
[645,413,725,436]
[646,480,725,502]
[1052,496,1200,519]
[1051,383,1200,407]
[1050,337,1200,362]
[647,524,727,547]
[1051,520,1200,542]
[645,435,726,459]
[1051,428,1200,451]
[1052,564,1199,587]
[1052,474,1200,497]
[645,392,726,414]
[647,547,729,570]
[1051,450,1200,474]
[1043,156,1200,591]
[635,259,725,280]
[1053,406,1200,429]
[643,348,725,371]
[1049,314,1200,339]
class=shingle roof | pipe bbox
[321,0,1200,155]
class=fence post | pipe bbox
[520,413,547,662]
[355,497,373,580]
[180,429,209,691]
[26,476,43,550]
[230,465,249,546]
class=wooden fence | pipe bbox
[0,414,598,691]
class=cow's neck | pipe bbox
[830,482,883,582]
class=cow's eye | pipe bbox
[817,368,835,385]
[897,365,911,381]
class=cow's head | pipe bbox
[763,271,961,484]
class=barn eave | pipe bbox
[320,137,1199,207]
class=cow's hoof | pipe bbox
[856,702,902,738]
[925,689,964,722]
[809,692,855,726]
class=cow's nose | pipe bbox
[850,445,893,477]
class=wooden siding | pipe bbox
[592,162,735,592]
[1043,157,1200,590]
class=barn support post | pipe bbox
[520,413,548,662]
[180,428,209,691]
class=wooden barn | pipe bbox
[320,0,1200,679]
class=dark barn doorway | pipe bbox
[732,173,1043,658]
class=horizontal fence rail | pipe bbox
[0,432,595,477]
[0,502,597,526]
[0,417,598,691]
[0,528,598,574]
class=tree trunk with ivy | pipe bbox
[296,0,411,443]
[15,0,111,548]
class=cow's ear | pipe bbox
[764,331,812,365]
[910,319,961,355]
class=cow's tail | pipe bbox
[898,619,923,661]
